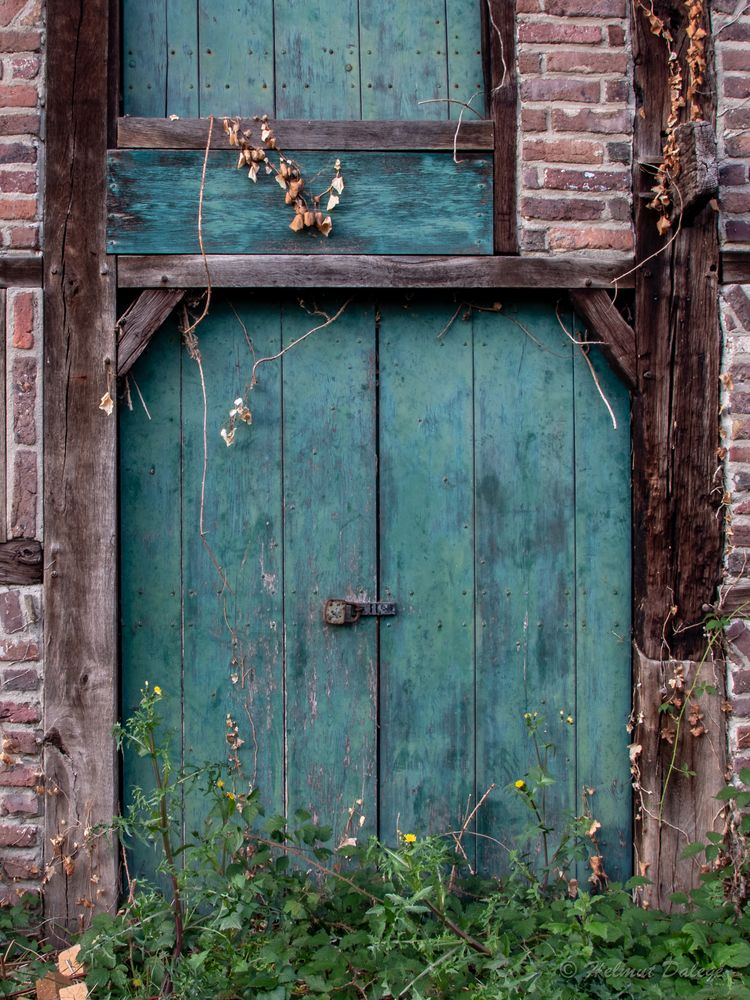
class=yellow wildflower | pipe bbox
[153,686,162,696]
[403,833,417,844]
[514,779,526,790]
[216,779,225,789]
[566,715,574,725]
[227,792,236,801]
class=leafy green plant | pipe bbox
[8,689,750,999]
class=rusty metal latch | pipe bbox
[324,599,397,626]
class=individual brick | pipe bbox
[10,450,36,538]
[12,356,36,445]
[0,823,36,847]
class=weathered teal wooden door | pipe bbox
[120,293,632,877]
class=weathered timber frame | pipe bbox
[41,0,750,931]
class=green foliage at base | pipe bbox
[4,689,750,999]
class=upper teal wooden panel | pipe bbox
[107,149,493,254]
[122,0,486,119]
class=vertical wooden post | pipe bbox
[487,0,518,254]
[631,1,725,907]
[43,0,118,934]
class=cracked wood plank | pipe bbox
[44,0,118,937]
[115,254,636,288]
[117,288,186,376]
[631,1,724,907]
[0,539,42,585]
[633,650,727,908]
[117,117,495,150]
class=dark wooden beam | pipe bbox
[117,117,495,151]
[0,255,42,288]
[569,289,637,390]
[0,539,42,585]
[116,253,636,289]
[630,0,725,909]
[672,121,718,220]
[117,288,186,376]
[722,250,750,285]
[44,0,118,936]
[488,0,517,253]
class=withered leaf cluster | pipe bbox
[635,0,709,236]
[224,115,344,237]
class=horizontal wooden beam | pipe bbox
[118,116,495,151]
[117,287,186,375]
[722,250,750,285]
[117,254,636,289]
[0,255,42,288]
[569,288,637,390]
[0,539,43,585]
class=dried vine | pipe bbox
[633,0,709,234]
[224,115,345,236]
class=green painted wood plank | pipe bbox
[573,335,632,883]
[122,0,167,117]
[198,1,275,117]
[107,150,493,255]
[181,295,284,832]
[378,295,474,844]
[274,0,360,119]
[282,297,378,843]
[474,299,577,874]
[166,0,199,118]
[359,0,449,119]
[120,318,182,882]
[446,0,486,119]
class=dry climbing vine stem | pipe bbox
[633,0,709,234]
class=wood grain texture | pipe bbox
[474,300,577,873]
[572,336,632,881]
[166,0,199,118]
[197,0,274,117]
[0,539,42,584]
[631,0,724,907]
[360,0,447,119]
[181,297,284,832]
[122,0,166,117]
[117,287,186,375]
[672,121,718,220]
[569,288,637,390]
[633,651,726,908]
[119,320,182,888]
[107,149,493,255]
[721,251,750,284]
[44,0,118,934]
[378,296,475,842]
[0,255,42,288]
[274,0,360,119]
[446,0,486,119]
[488,0,517,254]
[116,116,495,150]
[282,297,377,841]
[117,253,637,288]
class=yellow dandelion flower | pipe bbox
[216,779,225,789]
[514,779,526,790]
[226,792,236,801]
[403,833,417,844]
[566,715,574,725]
[153,686,162,696]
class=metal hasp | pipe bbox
[324,599,398,626]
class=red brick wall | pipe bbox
[0,0,43,903]
[516,0,633,253]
